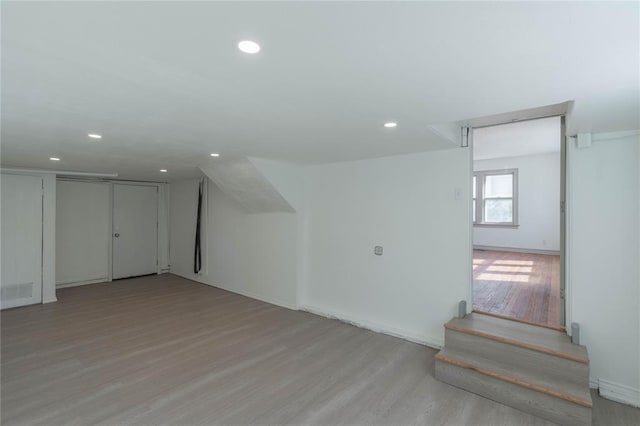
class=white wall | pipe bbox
[473,152,560,252]
[568,133,640,405]
[302,148,471,347]
[250,158,306,306]
[170,177,298,309]
[0,171,56,304]
[56,181,111,286]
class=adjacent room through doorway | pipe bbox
[471,116,563,329]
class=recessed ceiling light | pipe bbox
[49,157,60,161]
[384,122,398,128]
[238,40,261,54]
[88,134,102,139]
[210,153,220,157]
[160,169,167,173]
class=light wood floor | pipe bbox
[2,274,638,425]
[473,249,561,327]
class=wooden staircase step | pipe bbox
[435,348,592,407]
[444,326,589,388]
[435,354,592,426]
[445,313,588,363]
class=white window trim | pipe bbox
[473,168,519,227]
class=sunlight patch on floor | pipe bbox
[486,265,533,273]
[477,273,531,283]
[492,260,534,266]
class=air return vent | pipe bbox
[1,282,33,300]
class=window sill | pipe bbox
[473,223,520,229]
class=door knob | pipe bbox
[114,233,120,238]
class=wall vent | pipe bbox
[1,282,33,300]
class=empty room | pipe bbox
[1,2,639,425]
[472,117,563,329]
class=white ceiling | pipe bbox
[473,116,561,161]
[1,1,638,181]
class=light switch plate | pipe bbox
[374,246,383,255]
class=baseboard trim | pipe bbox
[301,303,444,350]
[474,245,560,256]
[42,297,57,304]
[56,278,109,289]
[170,272,299,312]
[597,379,640,408]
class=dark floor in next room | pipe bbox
[473,249,561,328]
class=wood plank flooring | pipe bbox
[2,274,638,425]
[473,249,561,327]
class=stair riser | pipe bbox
[435,360,592,426]
[445,329,589,388]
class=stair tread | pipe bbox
[436,347,592,406]
[446,313,588,362]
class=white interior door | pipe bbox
[1,174,43,309]
[112,184,158,279]
[56,180,111,286]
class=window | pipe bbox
[473,169,518,226]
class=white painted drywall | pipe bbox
[0,171,56,304]
[473,152,560,252]
[56,181,111,286]
[249,158,307,306]
[473,116,561,160]
[1,173,44,308]
[302,148,471,347]
[250,158,304,212]
[200,159,294,213]
[170,177,297,309]
[568,133,640,404]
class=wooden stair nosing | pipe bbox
[435,352,593,408]
[436,347,590,403]
[444,322,589,364]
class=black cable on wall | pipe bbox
[194,178,203,274]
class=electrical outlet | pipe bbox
[374,246,383,256]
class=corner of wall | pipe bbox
[300,304,445,351]
[568,131,640,408]
[42,174,57,304]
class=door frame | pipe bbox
[54,178,167,286]
[467,114,568,328]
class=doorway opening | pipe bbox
[471,116,565,329]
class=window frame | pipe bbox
[473,168,519,228]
